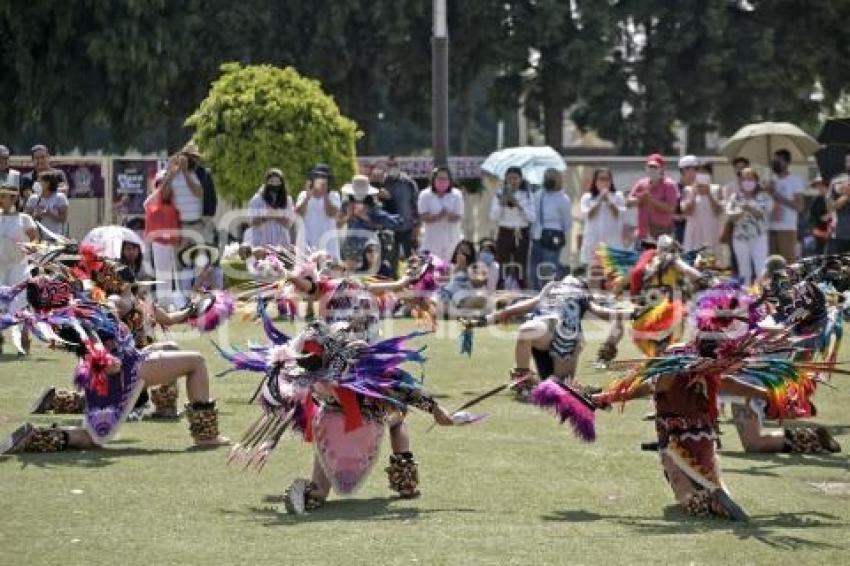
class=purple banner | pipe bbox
[11,161,106,199]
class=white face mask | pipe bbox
[741,179,757,192]
[194,253,210,270]
[646,168,661,182]
[695,173,712,186]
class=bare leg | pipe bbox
[731,403,786,453]
[515,318,553,370]
[385,411,420,498]
[387,412,410,454]
[139,350,228,446]
[310,455,332,499]
[660,452,696,507]
[142,343,182,418]
[139,350,209,402]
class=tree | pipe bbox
[493,0,616,150]
[185,63,360,204]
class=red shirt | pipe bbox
[629,176,680,238]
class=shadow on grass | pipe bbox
[0,353,54,363]
[720,451,850,473]
[221,495,480,526]
[542,508,845,550]
[1,445,201,469]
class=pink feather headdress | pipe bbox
[188,290,235,332]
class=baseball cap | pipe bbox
[646,153,664,168]
[678,155,698,169]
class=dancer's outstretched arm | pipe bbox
[720,376,768,401]
[588,301,632,322]
[365,275,411,293]
[153,304,191,326]
[481,294,541,324]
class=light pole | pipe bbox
[432,0,449,167]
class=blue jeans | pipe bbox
[529,240,564,290]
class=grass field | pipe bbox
[1,317,848,565]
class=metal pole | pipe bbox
[432,0,449,168]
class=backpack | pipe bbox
[196,167,217,217]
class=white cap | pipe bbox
[678,155,699,169]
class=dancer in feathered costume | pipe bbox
[594,236,713,364]
[582,287,843,519]
[237,250,453,505]
[0,254,231,454]
[27,244,234,419]
[217,318,462,514]
[462,275,630,400]
[725,257,842,454]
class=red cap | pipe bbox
[646,153,664,168]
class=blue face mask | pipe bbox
[479,251,495,265]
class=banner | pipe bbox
[357,156,484,179]
[10,160,106,199]
[112,158,162,219]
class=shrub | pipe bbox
[185,62,360,204]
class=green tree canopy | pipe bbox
[185,63,360,203]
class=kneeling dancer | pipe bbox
[1,272,229,454]
[218,319,461,514]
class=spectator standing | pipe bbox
[579,168,625,267]
[673,155,699,243]
[161,149,206,305]
[418,166,464,263]
[723,156,750,202]
[373,157,419,270]
[247,168,295,248]
[295,164,341,259]
[145,173,183,309]
[721,157,751,272]
[0,176,37,355]
[627,153,680,241]
[0,145,20,190]
[338,174,402,267]
[529,168,571,289]
[490,166,536,288]
[25,169,68,238]
[182,143,218,239]
[726,168,772,285]
[21,144,68,196]
[766,148,804,262]
[826,174,850,255]
[807,177,831,256]
[681,168,724,259]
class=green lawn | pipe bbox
[1,317,848,565]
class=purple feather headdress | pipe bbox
[692,283,762,333]
[258,299,290,345]
[530,379,596,442]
